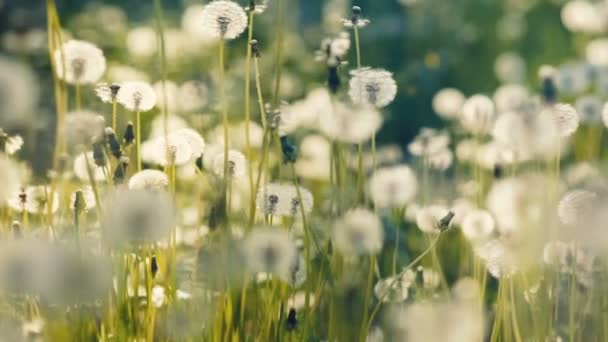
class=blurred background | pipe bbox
[0,0,580,173]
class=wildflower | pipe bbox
[373,271,414,303]
[348,68,397,108]
[244,228,297,278]
[7,186,59,215]
[543,241,594,286]
[493,84,529,113]
[151,285,166,307]
[73,151,108,182]
[69,187,97,211]
[460,209,495,243]
[586,39,608,66]
[257,183,315,217]
[0,155,20,202]
[179,81,209,112]
[123,121,135,145]
[142,134,193,167]
[94,82,120,103]
[333,208,384,256]
[201,1,248,40]
[103,189,176,247]
[432,88,465,120]
[542,103,579,137]
[212,150,247,178]
[154,80,180,113]
[557,190,597,226]
[53,40,106,84]
[368,165,418,209]
[415,205,451,234]
[561,0,605,34]
[2,134,23,155]
[295,134,331,181]
[283,253,307,287]
[245,0,269,14]
[280,88,332,134]
[343,6,370,28]
[126,26,158,58]
[174,128,206,158]
[427,148,453,171]
[318,102,382,143]
[0,56,39,129]
[64,111,105,147]
[22,318,44,339]
[128,170,169,191]
[494,52,526,84]
[555,63,590,96]
[315,32,351,67]
[116,81,156,112]
[460,94,495,135]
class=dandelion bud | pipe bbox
[437,211,455,232]
[286,308,297,331]
[113,156,130,185]
[124,121,135,146]
[73,190,86,213]
[92,141,106,168]
[280,136,298,163]
[105,127,122,159]
[110,84,121,97]
[195,154,204,171]
[493,164,503,179]
[151,255,159,278]
[328,66,341,94]
[250,39,261,58]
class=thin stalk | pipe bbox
[75,83,82,110]
[136,111,142,172]
[112,99,117,131]
[219,39,230,220]
[271,0,285,106]
[244,10,255,226]
[360,255,376,341]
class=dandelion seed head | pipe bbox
[256,183,287,216]
[64,111,105,147]
[116,81,156,112]
[73,151,107,182]
[493,84,529,113]
[561,0,605,34]
[415,204,450,234]
[427,148,453,171]
[128,170,169,191]
[368,165,418,209]
[53,40,106,84]
[126,26,158,58]
[0,56,39,128]
[7,186,59,215]
[333,208,383,256]
[212,150,247,178]
[408,128,450,157]
[318,102,382,143]
[494,52,526,84]
[295,134,331,181]
[557,189,597,226]
[460,94,495,135]
[244,228,297,278]
[542,103,580,137]
[348,68,397,108]
[586,38,608,66]
[461,209,495,243]
[555,63,590,96]
[179,81,209,112]
[432,88,465,120]
[201,1,248,40]
[373,273,412,303]
[575,95,602,123]
[103,189,176,247]
[475,239,518,278]
[153,80,180,113]
[315,32,351,66]
[3,134,23,156]
[143,134,193,167]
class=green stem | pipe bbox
[136,111,142,172]
[244,11,255,227]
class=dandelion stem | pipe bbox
[244,10,255,228]
[75,83,82,110]
[136,110,142,172]
[112,99,117,132]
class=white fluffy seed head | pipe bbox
[460,94,495,135]
[201,1,248,40]
[460,209,495,243]
[368,165,418,209]
[128,170,169,191]
[318,102,382,143]
[53,40,106,85]
[408,128,450,158]
[348,68,397,108]
[0,155,20,203]
[212,150,247,179]
[542,103,580,137]
[557,190,597,226]
[333,208,384,256]
[256,183,314,217]
[116,81,156,112]
[73,151,107,182]
[7,186,59,215]
[142,134,193,167]
[0,56,39,129]
[244,228,297,278]
[64,111,105,147]
[415,204,450,234]
[432,88,465,120]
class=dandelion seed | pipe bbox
[128,170,169,191]
[73,151,107,182]
[315,32,351,67]
[53,40,106,85]
[348,68,397,108]
[212,149,247,178]
[460,94,495,135]
[460,209,495,243]
[201,1,248,40]
[64,111,105,147]
[244,228,297,278]
[333,208,384,256]
[116,81,156,112]
[432,88,465,120]
[103,190,176,247]
[368,165,418,209]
